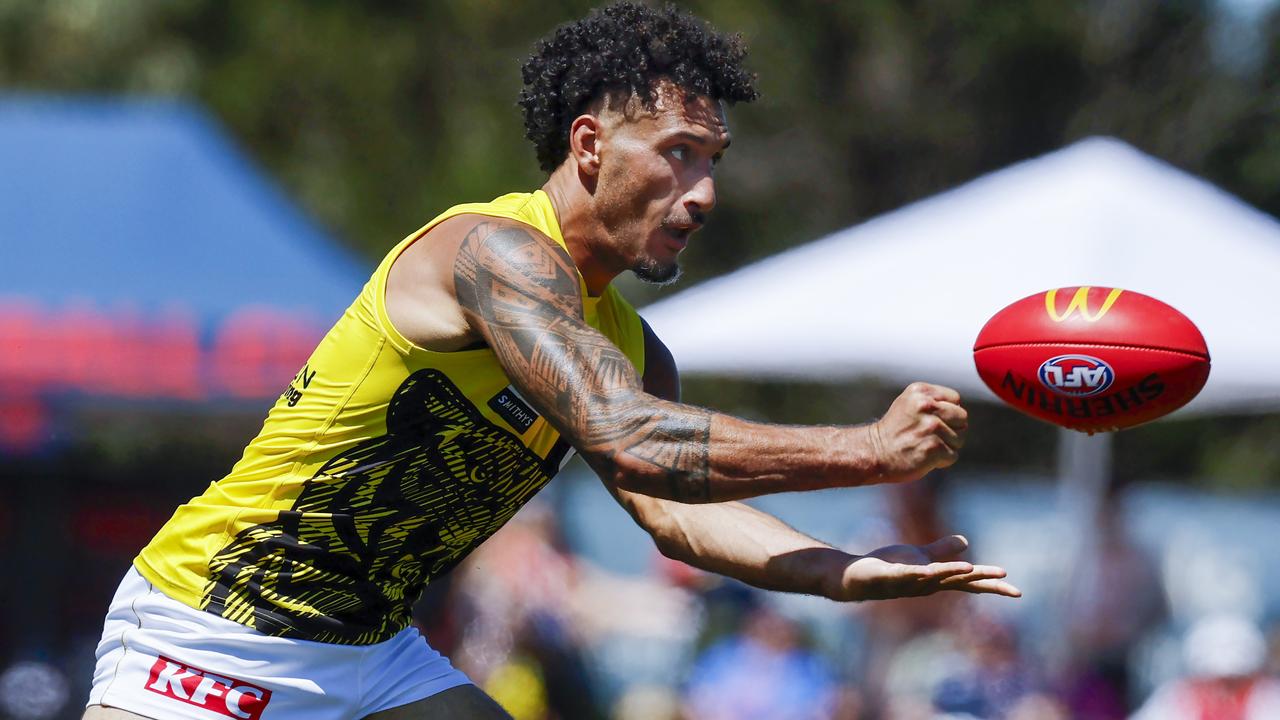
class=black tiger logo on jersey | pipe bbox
[200,369,567,645]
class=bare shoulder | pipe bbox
[451,218,583,324]
[386,213,570,352]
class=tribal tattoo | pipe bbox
[453,222,713,502]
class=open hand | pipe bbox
[869,382,968,484]
[834,535,1021,601]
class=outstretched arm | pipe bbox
[451,218,964,503]
[606,319,1019,601]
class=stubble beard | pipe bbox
[632,254,682,286]
[598,206,684,286]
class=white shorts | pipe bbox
[87,566,471,720]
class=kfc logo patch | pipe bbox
[145,656,271,720]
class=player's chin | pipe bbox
[631,256,683,286]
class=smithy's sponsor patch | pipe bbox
[488,385,539,433]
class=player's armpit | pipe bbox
[451,219,715,502]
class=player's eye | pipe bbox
[670,146,690,162]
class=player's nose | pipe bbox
[685,173,716,217]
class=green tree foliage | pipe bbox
[3,0,1277,484]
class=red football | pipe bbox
[973,287,1210,433]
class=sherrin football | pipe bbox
[973,287,1210,433]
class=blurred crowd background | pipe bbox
[3,1,1280,719]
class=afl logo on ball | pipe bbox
[1038,355,1115,397]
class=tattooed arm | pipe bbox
[444,216,966,504]
[603,318,1021,600]
[386,215,1016,599]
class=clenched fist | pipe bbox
[869,382,968,484]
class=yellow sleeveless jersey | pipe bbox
[135,191,645,645]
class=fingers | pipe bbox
[900,562,1022,599]
[934,418,965,454]
[842,555,1022,601]
[910,561,974,580]
[934,401,968,431]
[923,534,969,561]
[938,565,1023,598]
[917,388,967,455]
[876,383,968,483]
[910,382,961,405]
[936,563,1005,583]
[933,401,967,453]
[963,579,1023,597]
[950,576,1023,597]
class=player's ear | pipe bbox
[568,114,601,176]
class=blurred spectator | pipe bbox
[683,603,838,720]
[932,612,1046,718]
[1129,614,1280,720]
[571,554,702,702]
[879,627,965,715]
[1060,484,1166,719]
[449,502,603,719]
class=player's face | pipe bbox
[594,86,730,285]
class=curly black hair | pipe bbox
[519,1,758,173]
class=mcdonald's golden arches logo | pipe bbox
[1045,287,1124,322]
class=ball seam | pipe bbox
[973,341,1209,361]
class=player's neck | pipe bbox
[542,166,619,297]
